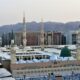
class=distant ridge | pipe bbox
[0,21,80,36]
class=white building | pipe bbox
[0,68,15,80]
[65,30,78,44]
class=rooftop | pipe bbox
[0,45,77,64]
[0,68,11,78]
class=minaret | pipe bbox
[40,18,44,51]
[23,13,27,48]
[11,40,16,64]
[76,26,80,60]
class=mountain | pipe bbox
[0,21,80,36]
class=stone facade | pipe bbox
[11,60,80,78]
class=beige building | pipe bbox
[11,60,80,78]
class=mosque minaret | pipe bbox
[40,18,44,51]
[11,40,16,64]
[23,13,27,48]
[76,26,80,60]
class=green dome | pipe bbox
[60,46,71,57]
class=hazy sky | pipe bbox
[0,0,80,26]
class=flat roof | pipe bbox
[0,68,11,78]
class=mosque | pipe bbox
[10,14,80,80]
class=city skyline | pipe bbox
[0,0,80,26]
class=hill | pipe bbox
[0,21,80,36]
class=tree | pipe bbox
[60,46,71,57]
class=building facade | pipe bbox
[65,30,78,45]
[14,31,63,46]
[11,60,80,79]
